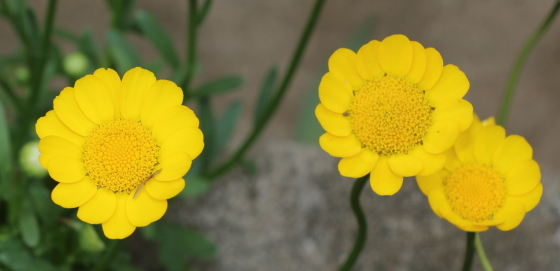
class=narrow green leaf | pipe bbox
[179,176,210,198]
[197,0,213,26]
[17,201,40,248]
[213,101,242,158]
[78,28,101,67]
[135,10,180,68]
[189,75,243,99]
[53,28,80,43]
[106,29,141,74]
[23,7,40,52]
[254,66,278,125]
[0,100,12,198]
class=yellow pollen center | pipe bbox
[83,119,159,193]
[443,164,506,222]
[348,76,432,155]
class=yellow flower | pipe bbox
[36,67,203,239]
[316,34,472,195]
[417,116,542,231]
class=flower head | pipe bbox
[36,67,204,239]
[417,116,542,231]
[316,34,472,195]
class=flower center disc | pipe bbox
[83,119,159,193]
[348,76,432,155]
[443,164,506,222]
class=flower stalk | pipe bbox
[475,233,494,271]
[461,232,476,271]
[338,175,368,271]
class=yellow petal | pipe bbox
[422,120,460,154]
[495,200,525,231]
[427,190,447,218]
[319,133,362,158]
[318,72,353,114]
[159,127,204,160]
[51,176,97,208]
[481,117,495,127]
[140,80,184,130]
[439,200,472,230]
[416,171,445,196]
[93,68,122,118]
[47,156,86,183]
[409,145,446,176]
[77,188,117,224]
[38,136,82,168]
[425,65,469,108]
[315,103,352,137]
[145,178,185,200]
[388,152,423,177]
[416,48,443,90]
[369,156,403,196]
[154,152,192,181]
[456,223,488,232]
[378,34,413,77]
[510,183,542,212]
[53,87,97,136]
[328,48,364,90]
[102,193,136,239]
[405,41,426,84]
[74,75,114,124]
[338,148,379,178]
[443,147,463,172]
[120,67,156,121]
[430,99,473,132]
[356,40,384,81]
[453,114,482,165]
[152,105,200,145]
[505,159,541,196]
[473,125,505,165]
[492,135,533,176]
[36,110,85,146]
[126,188,167,227]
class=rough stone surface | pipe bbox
[170,141,560,271]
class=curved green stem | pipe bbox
[497,0,560,126]
[461,232,475,271]
[474,233,494,271]
[91,239,124,271]
[338,175,368,271]
[204,0,326,180]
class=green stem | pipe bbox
[496,0,560,126]
[461,232,476,271]
[338,175,368,271]
[198,96,215,172]
[204,0,326,180]
[91,239,124,271]
[183,0,198,94]
[474,233,494,271]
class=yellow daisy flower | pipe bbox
[417,116,542,231]
[316,34,472,195]
[36,67,203,239]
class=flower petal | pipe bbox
[318,72,353,114]
[416,48,443,90]
[152,105,200,145]
[338,148,379,178]
[493,135,533,176]
[505,159,541,196]
[425,65,469,108]
[431,99,473,132]
[126,188,167,227]
[120,67,156,121]
[416,171,445,196]
[409,145,446,176]
[47,156,87,183]
[510,183,542,212]
[356,40,384,81]
[319,133,362,158]
[495,199,526,231]
[77,188,117,224]
[159,127,204,160]
[378,34,413,77]
[369,156,403,196]
[74,75,114,124]
[315,103,352,137]
[405,41,426,84]
[443,147,463,172]
[53,87,97,136]
[422,120,460,154]
[36,110,85,146]
[473,125,506,166]
[141,80,184,130]
[102,193,136,239]
[453,114,482,164]
[388,152,423,177]
[93,68,122,118]
[427,190,447,218]
[38,136,82,169]
[51,176,97,208]
[145,178,185,200]
[154,152,192,181]
[328,48,364,90]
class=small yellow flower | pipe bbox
[36,67,204,239]
[417,116,542,231]
[316,34,472,195]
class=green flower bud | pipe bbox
[14,66,30,84]
[19,141,47,178]
[63,52,89,77]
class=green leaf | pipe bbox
[197,0,213,26]
[189,76,243,99]
[254,66,278,125]
[213,101,242,158]
[146,57,164,77]
[135,10,180,68]
[18,201,40,248]
[78,28,101,67]
[23,7,40,52]
[106,29,141,74]
[53,28,80,43]
[179,176,210,199]
[29,183,61,228]
[0,100,12,199]
[0,239,57,271]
